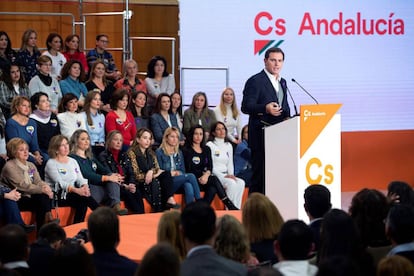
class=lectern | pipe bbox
[264,104,342,221]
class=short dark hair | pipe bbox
[137,242,180,276]
[154,92,170,114]
[37,222,67,245]
[180,201,216,244]
[304,184,331,218]
[0,224,28,263]
[30,91,49,111]
[386,204,414,244]
[96,34,108,41]
[278,219,313,260]
[110,88,129,110]
[88,207,120,251]
[264,47,285,60]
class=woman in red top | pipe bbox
[62,34,88,74]
[105,89,137,150]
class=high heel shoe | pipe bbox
[222,197,239,210]
[165,202,181,210]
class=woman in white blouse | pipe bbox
[206,121,245,209]
[57,93,86,139]
[145,56,175,111]
[213,87,242,145]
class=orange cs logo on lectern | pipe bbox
[305,157,334,185]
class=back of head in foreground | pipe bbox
[136,242,180,276]
[303,184,332,220]
[386,204,414,245]
[88,206,120,252]
[275,219,313,261]
[180,200,216,246]
[0,224,28,264]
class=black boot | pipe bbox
[222,197,239,210]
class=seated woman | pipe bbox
[98,130,145,214]
[59,60,88,107]
[57,93,86,139]
[45,135,99,223]
[41,33,66,80]
[234,125,252,186]
[28,55,62,113]
[5,96,44,167]
[144,56,175,111]
[182,125,238,210]
[130,90,150,129]
[213,87,242,145]
[0,31,17,75]
[183,92,216,140]
[29,92,60,161]
[155,127,201,204]
[105,89,136,150]
[114,59,146,96]
[0,63,30,120]
[150,93,182,145]
[0,184,36,233]
[206,122,245,209]
[69,129,128,215]
[170,92,183,132]
[0,138,55,228]
[128,128,179,212]
[80,91,105,157]
[242,193,284,265]
[62,34,88,75]
[85,61,113,113]
[16,29,41,83]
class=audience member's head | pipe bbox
[50,242,96,276]
[88,207,120,252]
[386,204,414,245]
[377,255,414,276]
[349,188,390,247]
[304,184,331,220]
[36,222,67,249]
[0,224,29,264]
[136,242,180,276]
[157,210,186,260]
[242,193,284,243]
[180,201,216,247]
[275,219,313,261]
[214,214,251,263]
[387,181,414,207]
[318,209,364,264]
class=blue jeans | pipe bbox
[0,198,25,225]
[172,173,201,204]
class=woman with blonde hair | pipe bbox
[0,138,55,228]
[242,192,284,264]
[16,29,41,82]
[213,87,242,145]
[156,127,200,204]
[85,60,114,113]
[215,214,258,265]
[157,210,186,260]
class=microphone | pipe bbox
[291,78,319,104]
[286,86,299,117]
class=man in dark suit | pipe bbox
[180,201,247,276]
[241,47,291,194]
[303,184,332,253]
[88,207,138,276]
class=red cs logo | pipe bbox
[254,11,286,36]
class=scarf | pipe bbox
[32,109,52,120]
[38,72,52,86]
[110,148,124,176]
[15,159,32,185]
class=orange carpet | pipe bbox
[64,210,241,263]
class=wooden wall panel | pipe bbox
[0,1,179,85]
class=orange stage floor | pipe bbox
[64,210,241,263]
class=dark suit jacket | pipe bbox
[150,112,181,144]
[181,247,247,276]
[92,250,138,276]
[241,70,290,151]
[309,219,323,252]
